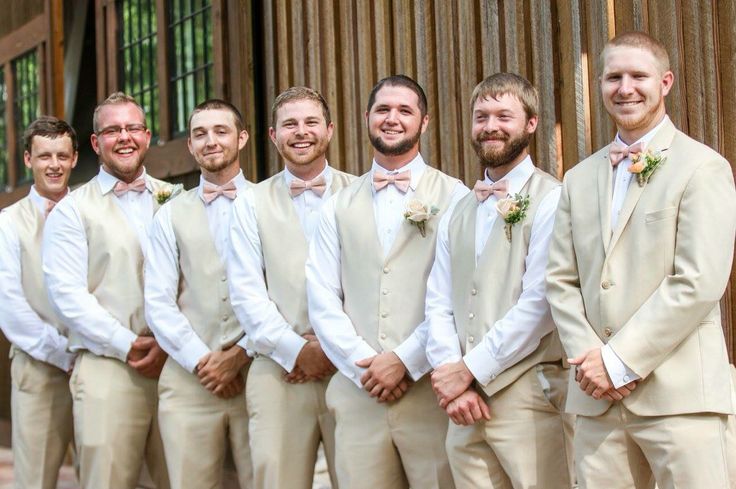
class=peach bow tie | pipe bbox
[289,176,327,197]
[609,141,646,167]
[45,200,57,217]
[113,178,147,197]
[473,179,509,202]
[202,181,237,204]
[373,170,411,193]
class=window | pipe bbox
[169,0,213,137]
[0,69,6,189]
[117,0,159,136]
[12,50,39,185]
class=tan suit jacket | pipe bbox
[546,118,736,417]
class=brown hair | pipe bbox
[271,86,331,127]
[470,72,539,120]
[187,98,245,134]
[92,92,146,133]
[366,75,428,118]
[23,116,78,153]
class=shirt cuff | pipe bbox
[601,344,640,389]
[105,328,139,363]
[269,330,309,373]
[343,342,379,389]
[393,334,431,381]
[235,335,253,356]
[179,335,212,374]
[463,343,503,386]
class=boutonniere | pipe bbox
[496,193,530,242]
[153,182,183,204]
[403,198,439,237]
[628,150,665,187]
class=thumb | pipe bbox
[567,354,585,365]
[355,356,375,368]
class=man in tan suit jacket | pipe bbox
[546,31,736,488]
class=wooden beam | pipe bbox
[5,66,17,189]
[0,15,46,66]
[155,0,171,142]
[211,0,226,99]
[94,0,107,101]
[47,0,64,117]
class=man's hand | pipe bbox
[600,380,639,401]
[197,345,251,394]
[446,389,491,426]
[284,365,311,384]
[127,336,168,379]
[569,348,614,400]
[431,361,474,408]
[355,352,409,402]
[213,374,245,399]
[294,336,336,380]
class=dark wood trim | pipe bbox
[154,0,170,142]
[0,184,31,209]
[37,43,47,115]
[47,0,65,117]
[143,138,197,180]
[104,0,118,94]
[94,0,107,101]
[0,15,46,66]
[212,0,226,99]
[4,65,17,189]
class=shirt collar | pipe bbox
[614,115,670,148]
[282,161,333,189]
[370,152,426,192]
[197,170,248,199]
[97,165,149,195]
[29,185,69,215]
[482,155,535,197]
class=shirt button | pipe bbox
[623,374,630,382]
[601,280,611,289]
[471,289,477,296]
[381,312,388,318]
[468,312,475,319]
[380,333,387,340]
[468,336,475,343]
[382,289,389,295]
[383,267,390,274]
[604,327,613,337]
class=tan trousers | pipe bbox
[69,352,169,489]
[157,357,253,489]
[325,373,454,489]
[575,402,731,489]
[446,362,575,489]
[246,356,336,489]
[10,350,74,489]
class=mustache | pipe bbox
[477,131,509,142]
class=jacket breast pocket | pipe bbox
[645,206,677,223]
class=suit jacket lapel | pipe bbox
[598,151,613,254]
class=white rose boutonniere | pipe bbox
[404,198,439,237]
[153,182,184,205]
[496,193,530,242]
[627,149,665,187]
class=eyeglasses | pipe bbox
[96,124,147,138]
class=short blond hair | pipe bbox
[601,31,670,74]
[93,92,146,133]
[470,73,538,120]
[271,86,331,127]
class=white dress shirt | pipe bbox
[305,154,469,387]
[603,116,669,388]
[42,167,154,362]
[0,186,75,371]
[228,164,336,372]
[145,172,249,373]
[418,157,561,385]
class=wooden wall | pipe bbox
[254,0,736,359]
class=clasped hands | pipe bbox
[431,361,490,426]
[569,348,638,401]
[356,351,411,403]
[127,335,168,379]
[196,345,251,399]
[284,334,336,384]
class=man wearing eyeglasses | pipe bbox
[43,92,174,489]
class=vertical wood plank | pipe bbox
[529,0,557,175]
[261,0,279,177]
[94,0,107,101]
[5,66,16,187]
[104,0,117,94]
[355,0,375,174]
[47,0,64,117]
[479,0,501,75]
[583,0,614,151]
[155,0,170,142]
[337,0,361,176]
[457,0,479,183]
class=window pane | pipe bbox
[117,0,159,137]
[0,67,6,189]
[12,50,39,185]
[169,0,213,137]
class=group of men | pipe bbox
[0,30,734,489]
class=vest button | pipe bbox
[381,312,388,318]
[604,327,613,337]
[471,289,477,296]
[380,333,387,340]
[468,336,475,343]
[221,296,228,302]
[221,276,227,282]
[382,288,389,295]
[601,280,611,289]
[468,312,475,319]
[222,315,229,321]
[383,267,390,274]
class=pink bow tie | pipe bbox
[473,179,509,202]
[202,181,237,204]
[289,175,327,197]
[45,200,57,217]
[609,141,646,167]
[373,170,411,193]
[113,178,147,197]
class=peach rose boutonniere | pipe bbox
[628,150,665,187]
[496,193,530,242]
[404,198,439,237]
[153,182,184,205]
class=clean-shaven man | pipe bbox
[306,75,467,489]
[228,86,354,489]
[43,93,172,489]
[0,116,77,489]
[145,99,254,489]
[423,73,574,489]
[546,31,736,488]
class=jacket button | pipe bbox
[382,288,389,295]
[381,312,388,318]
[601,281,611,289]
[604,327,613,337]
[383,267,390,274]
[471,289,477,296]
[468,312,475,319]
[468,336,475,343]
[380,333,387,340]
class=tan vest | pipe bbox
[5,196,67,357]
[253,169,354,335]
[169,187,249,350]
[336,166,459,351]
[70,175,167,349]
[449,168,564,397]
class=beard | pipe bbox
[472,130,532,169]
[370,128,422,157]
